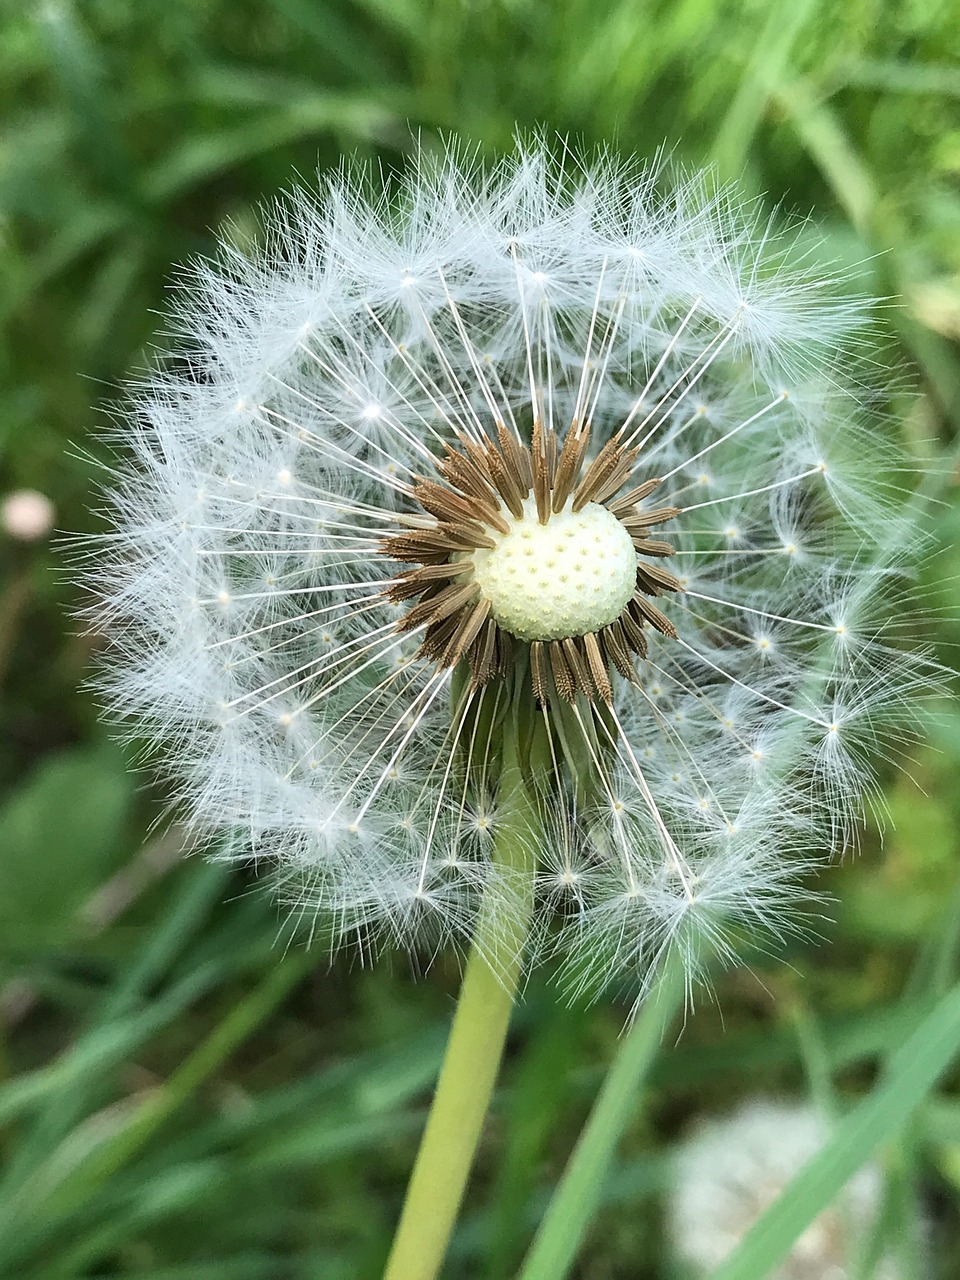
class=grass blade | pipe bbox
[516,956,686,1280]
[709,980,960,1280]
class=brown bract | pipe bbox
[381,422,682,704]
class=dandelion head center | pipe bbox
[470,497,636,642]
[383,421,682,703]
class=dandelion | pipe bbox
[669,1098,914,1278]
[88,137,931,992]
[83,136,937,1280]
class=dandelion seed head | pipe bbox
[82,136,941,1001]
[669,1099,911,1278]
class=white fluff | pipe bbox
[669,1099,911,1277]
[82,136,940,1002]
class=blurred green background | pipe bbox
[2,1,960,1276]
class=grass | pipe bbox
[1,0,960,1276]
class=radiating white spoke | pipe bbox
[206,592,386,649]
[621,669,736,827]
[225,618,401,709]
[483,361,522,437]
[671,547,797,557]
[643,652,755,756]
[436,267,520,439]
[616,295,702,442]
[278,626,427,723]
[362,303,481,446]
[415,683,477,893]
[291,659,430,781]
[510,242,546,430]
[294,335,442,465]
[193,522,391,540]
[673,636,829,728]
[198,546,379,558]
[679,466,822,512]
[540,704,578,888]
[637,405,708,466]
[212,486,415,530]
[621,305,737,451]
[567,702,643,892]
[535,295,557,439]
[274,367,423,480]
[585,289,629,429]
[680,587,838,633]
[406,291,493,444]
[570,258,609,429]
[256,405,414,497]
[225,605,393,666]
[626,321,741,454]
[602,706,696,899]
[656,393,789,483]
[352,669,452,825]
[199,576,392,604]
[317,305,457,456]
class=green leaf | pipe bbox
[140,98,404,204]
[0,748,134,955]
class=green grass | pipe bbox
[2,0,960,1276]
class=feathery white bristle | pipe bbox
[669,1099,913,1277]
[81,136,941,1001]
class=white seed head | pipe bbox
[80,135,940,1003]
[669,1099,912,1279]
[470,498,637,641]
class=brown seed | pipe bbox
[438,449,499,505]
[530,640,550,704]
[549,640,576,702]
[632,538,675,557]
[572,436,624,511]
[621,505,682,531]
[386,560,475,602]
[583,631,613,703]
[636,563,682,595]
[470,617,499,684]
[484,443,527,519]
[620,607,649,655]
[602,618,641,676]
[420,611,463,659]
[413,479,510,534]
[399,580,477,630]
[562,637,593,699]
[630,594,678,639]
[497,423,534,502]
[590,448,640,507]
[607,478,664,518]
[551,424,591,512]
[531,420,553,524]
[443,597,492,669]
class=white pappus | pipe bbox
[83,137,940,1004]
[669,1098,913,1278]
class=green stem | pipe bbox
[382,736,537,1280]
[516,953,686,1280]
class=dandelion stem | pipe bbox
[382,729,538,1280]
